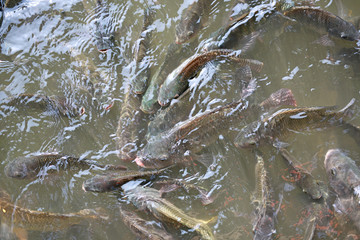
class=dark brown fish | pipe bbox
[116,90,146,161]
[284,6,360,41]
[4,153,126,179]
[280,148,323,200]
[0,189,107,232]
[136,88,297,169]
[234,98,355,148]
[82,168,168,193]
[3,94,85,117]
[157,49,263,106]
[132,7,155,94]
[175,0,211,44]
[119,206,175,240]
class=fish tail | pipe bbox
[203,215,218,226]
[260,88,297,109]
[338,98,356,119]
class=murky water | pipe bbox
[0,0,360,239]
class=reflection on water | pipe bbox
[0,0,360,239]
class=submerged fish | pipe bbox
[0,189,107,232]
[2,94,85,117]
[126,186,216,240]
[132,7,155,94]
[119,206,175,240]
[284,6,360,41]
[4,153,126,179]
[136,88,296,169]
[280,148,323,200]
[82,168,168,193]
[175,0,211,44]
[234,98,355,148]
[251,153,279,240]
[157,49,263,106]
[116,90,145,161]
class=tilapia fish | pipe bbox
[175,0,211,44]
[136,88,296,169]
[251,153,278,240]
[125,186,216,240]
[280,148,323,200]
[132,7,155,94]
[157,49,263,106]
[82,168,168,193]
[0,189,106,232]
[5,153,126,179]
[234,98,355,148]
[284,6,360,41]
[116,90,145,161]
[119,206,175,240]
[2,94,85,117]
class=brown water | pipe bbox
[0,0,360,239]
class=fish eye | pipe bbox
[330,168,337,176]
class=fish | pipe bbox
[283,6,360,41]
[82,168,169,193]
[157,49,263,107]
[135,88,297,169]
[234,98,355,148]
[141,43,186,114]
[4,0,22,8]
[155,178,214,205]
[116,90,146,161]
[4,153,127,179]
[131,7,155,94]
[251,152,279,240]
[0,189,107,232]
[125,186,216,240]
[279,148,323,200]
[119,206,175,240]
[175,0,211,44]
[2,94,85,117]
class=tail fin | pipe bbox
[260,88,297,110]
[338,98,356,119]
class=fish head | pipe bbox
[82,175,112,193]
[330,20,360,41]
[324,149,360,196]
[175,15,199,44]
[4,159,33,179]
[135,137,174,169]
[234,121,261,148]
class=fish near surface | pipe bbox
[125,186,216,240]
[136,88,297,169]
[119,206,175,240]
[116,90,145,161]
[82,168,168,193]
[157,49,264,107]
[284,6,360,41]
[279,148,323,200]
[4,153,126,179]
[251,153,279,240]
[0,189,107,232]
[175,0,211,44]
[234,98,355,148]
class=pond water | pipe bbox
[0,0,360,239]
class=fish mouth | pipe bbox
[82,182,88,192]
[324,149,339,168]
[135,157,146,168]
[98,48,108,53]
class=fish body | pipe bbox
[234,98,355,148]
[0,190,103,232]
[280,148,323,199]
[119,207,174,240]
[4,153,126,179]
[157,49,263,106]
[136,88,296,169]
[116,91,145,161]
[251,153,277,240]
[82,168,167,192]
[3,94,84,117]
[284,6,360,41]
[175,0,211,44]
[126,186,215,240]
[333,196,360,231]
[132,7,155,94]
